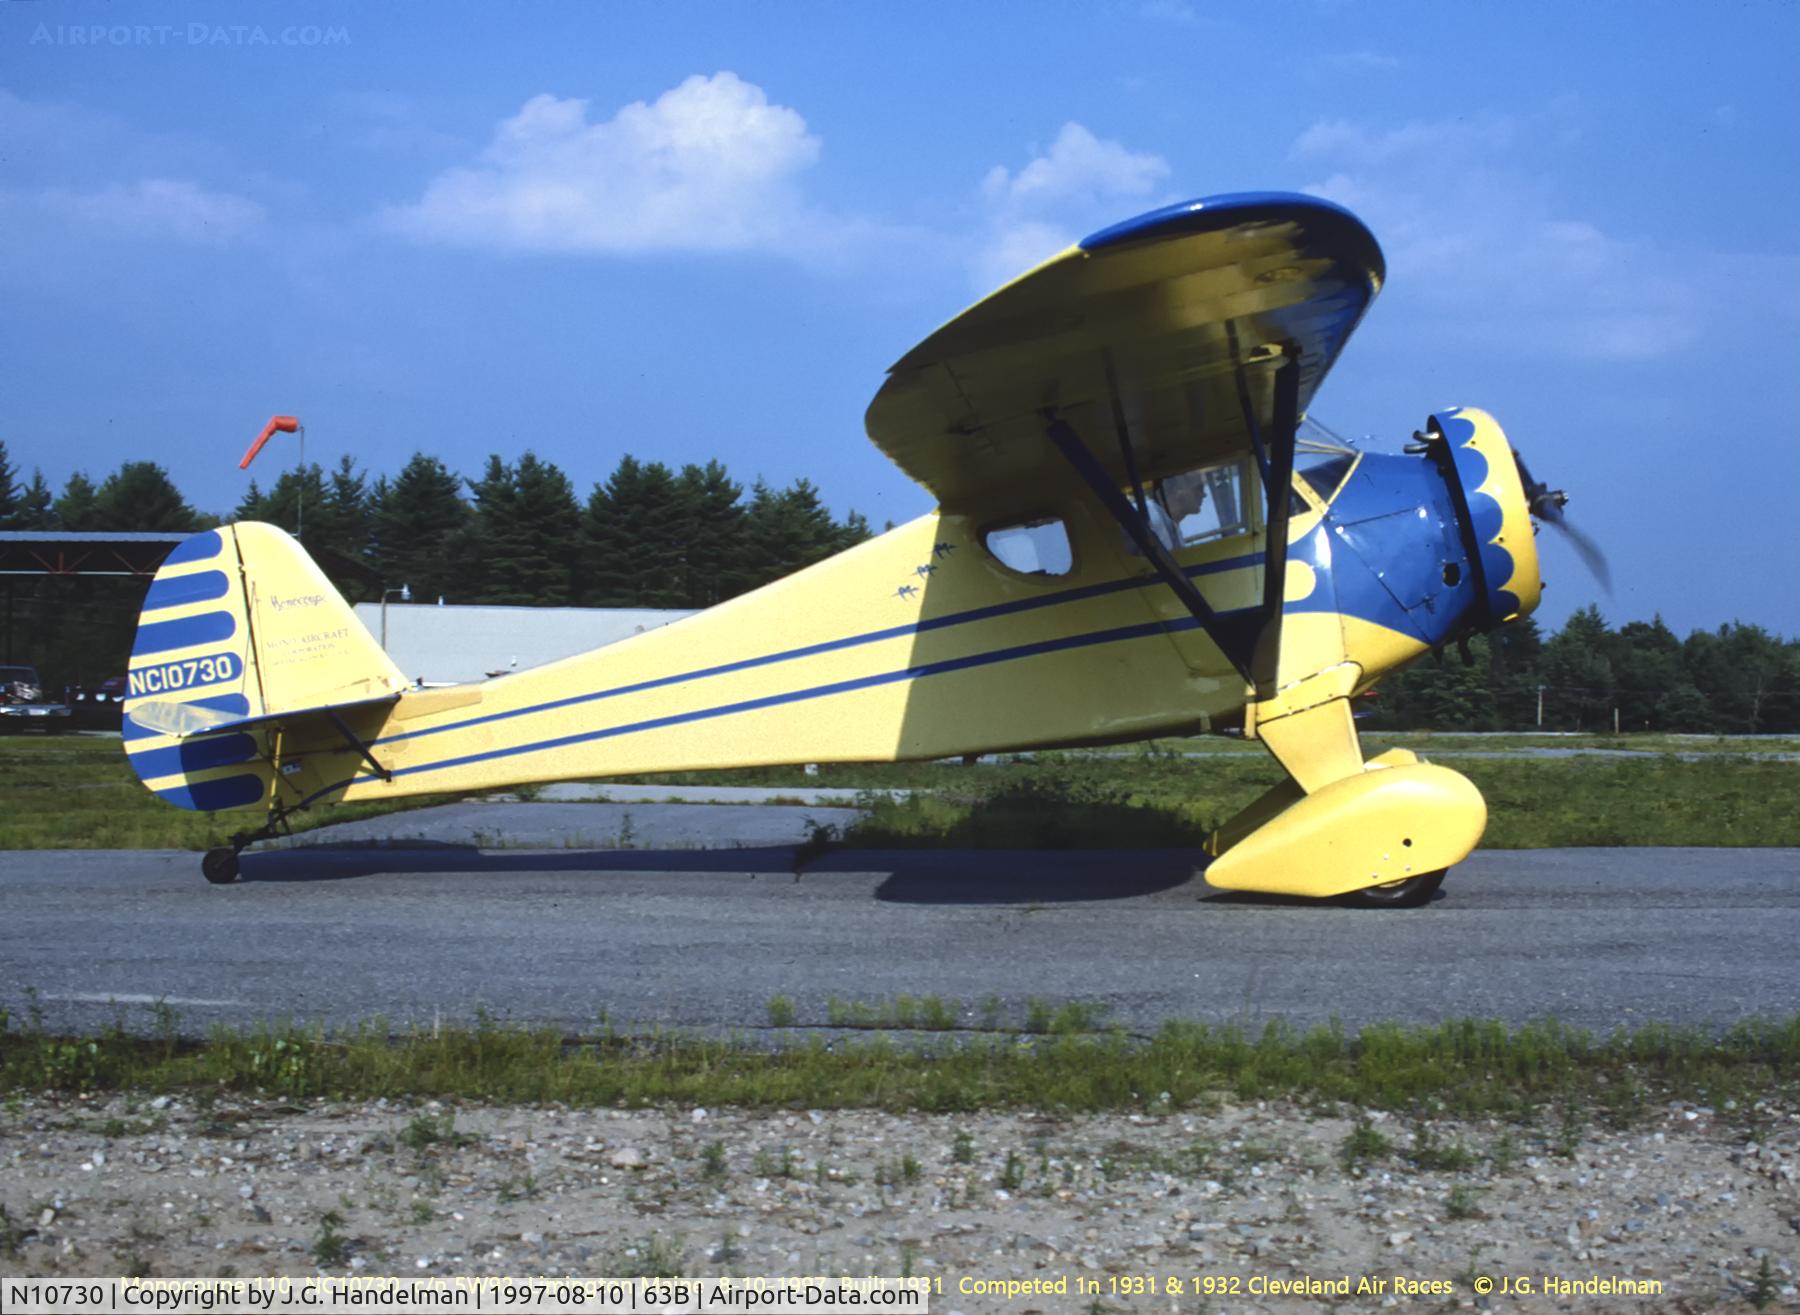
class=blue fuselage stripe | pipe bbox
[366,611,1213,786]
[370,548,1266,751]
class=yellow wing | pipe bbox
[865,192,1383,522]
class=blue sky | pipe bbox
[4,1,1797,637]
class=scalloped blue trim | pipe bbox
[1437,409,1521,624]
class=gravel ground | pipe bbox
[2,1093,1797,1313]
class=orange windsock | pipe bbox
[239,415,300,470]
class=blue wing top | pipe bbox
[865,192,1384,518]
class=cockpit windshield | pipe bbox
[1296,438,1358,503]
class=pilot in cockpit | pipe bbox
[1136,469,1206,555]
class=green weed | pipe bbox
[397,1111,472,1152]
[1340,1121,1393,1171]
[610,1232,684,1279]
[1408,1121,1476,1171]
[1000,1149,1024,1191]
[1750,1254,1779,1310]
[311,1211,350,1268]
[1445,1184,1484,1220]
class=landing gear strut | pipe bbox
[200,806,297,885]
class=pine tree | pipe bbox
[738,478,844,591]
[510,452,581,604]
[582,456,686,607]
[54,473,102,531]
[836,509,873,551]
[326,456,373,562]
[14,471,56,530]
[0,441,18,528]
[238,464,328,542]
[285,464,327,544]
[368,454,472,603]
[674,460,746,607]
[469,452,582,605]
[234,479,269,522]
[89,461,203,532]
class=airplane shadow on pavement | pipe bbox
[237,842,1249,904]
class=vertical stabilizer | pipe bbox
[123,524,408,811]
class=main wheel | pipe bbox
[202,847,241,885]
[1341,870,1445,909]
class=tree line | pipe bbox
[0,441,870,689]
[2,440,1797,733]
[1366,608,1800,734]
[0,441,871,610]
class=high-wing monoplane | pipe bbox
[123,193,1571,905]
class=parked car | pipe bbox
[0,665,72,733]
[66,675,127,731]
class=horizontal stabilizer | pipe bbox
[130,691,401,740]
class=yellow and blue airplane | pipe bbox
[122,193,1580,905]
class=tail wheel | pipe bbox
[1341,870,1445,909]
[202,847,241,885]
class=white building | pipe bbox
[351,602,696,686]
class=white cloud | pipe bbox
[0,89,270,249]
[46,178,264,241]
[1294,115,1515,166]
[973,123,1169,288]
[1295,114,1704,363]
[983,122,1168,207]
[382,72,822,254]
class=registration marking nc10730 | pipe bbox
[128,652,241,698]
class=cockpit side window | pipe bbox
[983,517,1074,576]
[1158,458,1253,546]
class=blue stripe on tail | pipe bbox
[131,610,236,657]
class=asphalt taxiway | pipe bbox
[4,802,1796,1039]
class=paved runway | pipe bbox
[4,803,1797,1039]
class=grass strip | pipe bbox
[0,738,472,850]
[5,738,1798,851]
[4,1007,1796,1119]
[836,755,1800,849]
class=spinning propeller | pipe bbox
[1514,451,1611,593]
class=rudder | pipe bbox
[124,524,408,811]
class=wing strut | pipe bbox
[327,709,393,783]
[1042,411,1258,684]
[1042,340,1303,695]
[1232,341,1302,689]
